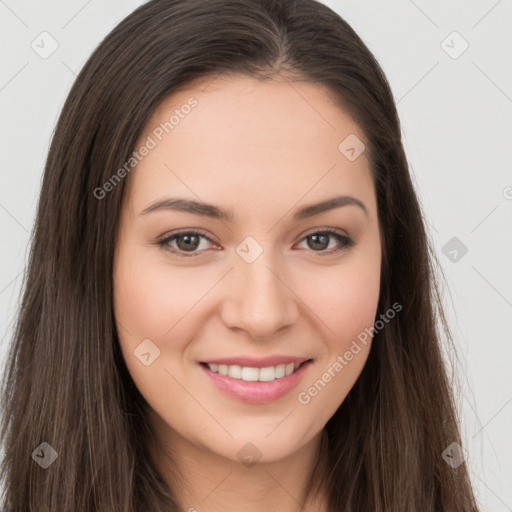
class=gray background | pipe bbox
[1,0,511,509]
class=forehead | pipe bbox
[126,74,375,219]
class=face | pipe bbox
[113,73,381,466]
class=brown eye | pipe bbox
[156,228,355,258]
[156,231,215,257]
[297,230,355,254]
[175,233,201,251]
[307,233,330,251]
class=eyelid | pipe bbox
[299,226,349,239]
[161,227,216,241]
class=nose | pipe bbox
[219,252,299,340]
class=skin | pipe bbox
[113,73,381,512]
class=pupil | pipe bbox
[178,234,199,251]
[309,233,328,250]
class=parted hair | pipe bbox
[0,0,479,510]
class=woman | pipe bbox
[0,0,480,510]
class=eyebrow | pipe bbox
[139,195,368,221]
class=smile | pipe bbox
[198,359,313,403]
[201,361,307,382]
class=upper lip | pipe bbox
[200,356,312,368]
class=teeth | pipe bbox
[205,362,303,382]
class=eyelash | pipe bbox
[155,228,356,258]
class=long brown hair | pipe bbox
[0,0,480,510]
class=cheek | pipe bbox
[304,255,381,346]
[113,251,193,407]
[113,250,210,340]
[334,274,380,338]
[113,248,218,398]
[294,269,379,417]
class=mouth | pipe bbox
[197,358,313,403]
[199,359,312,382]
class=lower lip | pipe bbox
[198,361,313,404]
